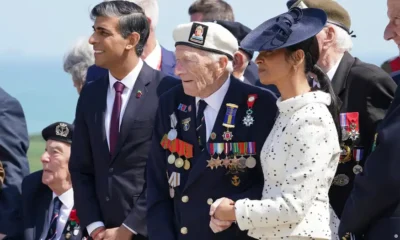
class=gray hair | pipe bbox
[91,1,150,56]
[330,24,353,52]
[63,37,94,86]
[103,0,159,29]
[208,52,234,73]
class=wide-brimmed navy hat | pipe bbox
[240,7,327,52]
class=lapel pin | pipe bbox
[136,90,143,99]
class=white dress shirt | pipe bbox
[87,59,143,236]
[195,78,230,140]
[40,188,74,240]
[144,41,162,70]
[234,91,340,239]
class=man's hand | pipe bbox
[91,226,105,240]
[0,233,6,240]
[116,225,134,240]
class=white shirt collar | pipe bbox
[108,59,144,90]
[144,41,162,70]
[196,77,231,112]
[52,188,74,209]
[326,54,343,80]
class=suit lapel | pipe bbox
[111,63,153,163]
[184,78,243,190]
[95,76,111,161]
[331,52,355,99]
[34,187,52,240]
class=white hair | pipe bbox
[104,0,159,29]
[329,23,353,52]
[208,52,234,73]
[63,37,94,85]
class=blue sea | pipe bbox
[0,55,389,135]
[0,57,78,134]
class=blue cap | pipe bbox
[240,7,327,52]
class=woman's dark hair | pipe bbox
[285,36,341,139]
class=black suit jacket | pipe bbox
[69,63,173,239]
[147,77,277,240]
[329,52,397,218]
[0,87,29,239]
[339,86,400,239]
[22,171,87,240]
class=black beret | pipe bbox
[214,20,254,59]
[42,122,74,144]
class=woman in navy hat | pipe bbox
[209,7,340,240]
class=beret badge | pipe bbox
[55,123,69,137]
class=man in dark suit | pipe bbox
[147,21,277,240]
[0,87,29,240]
[22,122,88,240]
[338,0,400,238]
[69,2,177,240]
[288,0,397,218]
[86,0,176,84]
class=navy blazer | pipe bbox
[0,87,29,239]
[146,77,277,240]
[22,171,87,240]
[69,63,176,239]
[86,46,176,84]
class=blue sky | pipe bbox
[0,0,397,65]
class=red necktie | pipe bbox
[109,81,125,155]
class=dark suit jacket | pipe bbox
[0,87,29,239]
[22,171,87,240]
[328,52,397,218]
[69,63,175,239]
[86,46,176,84]
[338,86,400,239]
[147,77,277,240]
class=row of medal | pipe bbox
[334,148,364,187]
[340,112,360,142]
[160,134,193,170]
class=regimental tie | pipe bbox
[110,81,125,156]
[196,100,208,150]
[45,197,62,240]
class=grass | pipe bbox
[27,134,45,172]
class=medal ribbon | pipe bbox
[170,113,178,128]
[353,148,364,162]
[247,94,258,109]
[168,139,177,153]
[160,134,170,149]
[247,142,255,155]
[208,143,215,156]
[347,112,359,131]
[177,139,185,157]
[223,103,239,128]
[232,143,239,156]
[216,143,224,155]
[184,142,193,159]
[238,142,245,156]
[340,113,347,128]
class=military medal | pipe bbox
[214,143,224,169]
[353,148,363,175]
[181,118,191,131]
[174,140,184,168]
[243,94,257,127]
[340,113,350,141]
[167,139,177,164]
[183,142,193,170]
[347,112,360,141]
[246,142,257,168]
[237,142,247,169]
[168,172,180,198]
[210,132,217,140]
[332,174,350,187]
[222,142,231,168]
[207,143,216,169]
[222,103,238,141]
[168,113,178,140]
[339,144,352,163]
[178,103,188,112]
[231,175,240,186]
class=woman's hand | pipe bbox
[212,197,236,221]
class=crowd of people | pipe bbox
[1,0,400,239]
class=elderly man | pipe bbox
[146,21,277,240]
[288,0,397,218]
[63,37,94,94]
[0,88,29,240]
[86,0,177,84]
[338,0,400,238]
[70,2,178,240]
[22,122,88,240]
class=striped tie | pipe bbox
[196,100,208,150]
[46,197,62,240]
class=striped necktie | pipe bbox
[45,197,62,240]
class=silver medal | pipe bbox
[353,164,363,175]
[167,154,176,164]
[341,128,350,141]
[332,174,349,187]
[169,187,175,198]
[242,114,254,127]
[245,156,257,168]
[167,129,177,140]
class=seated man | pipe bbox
[22,122,88,240]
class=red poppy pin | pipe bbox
[69,209,80,225]
[136,90,143,99]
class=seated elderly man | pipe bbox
[146,22,277,240]
[63,38,94,94]
[21,122,88,240]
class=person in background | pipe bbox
[338,0,400,238]
[0,88,29,240]
[63,37,94,94]
[86,0,177,84]
[287,0,397,219]
[146,21,277,240]
[210,7,340,240]
[188,0,261,86]
[381,56,400,84]
[22,122,88,240]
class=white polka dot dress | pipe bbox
[234,91,340,240]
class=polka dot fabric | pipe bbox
[234,91,340,240]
